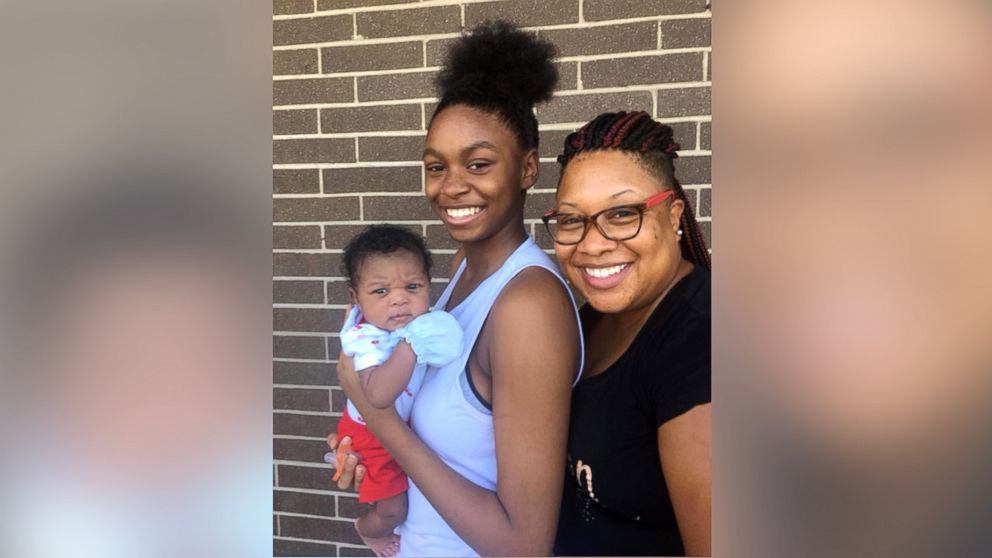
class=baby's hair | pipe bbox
[342,225,433,287]
[558,111,710,270]
[432,20,558,152]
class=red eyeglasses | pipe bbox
[541,190,675,245]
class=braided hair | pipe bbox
[431,20,558,152]
[557,111,711,270]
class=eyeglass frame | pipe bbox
[540,190,676,245]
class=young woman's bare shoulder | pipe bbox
[490,266,574,328]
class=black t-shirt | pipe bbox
[554,266,711,556]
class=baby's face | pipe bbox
[351,249,430,331]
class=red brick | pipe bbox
[669,121,699,152]
[274,49,319,75]
[319,0,417,7]
[661,17,711,49]
[274,335,326,359]
[274,77,353,106]
[357,6,460,39]
[698,187,711,217]
[273,361,337,385]
[274,387,331,413]
[274,109,318,135]
[280,515,363,545]
[274,308,338,332]
[274,169,319,194]
[674,155,711,184]
[539,22,657,57]
[582,53,704,89]
[274,437,330,462]
[425,38,456,67]
[331,388,347,413]
[274,539,338,557]
[273,225,322,249]
[274,15,352,46]
[275,489,337,516]
[274,280,325,304]
[538,91,654,125]
[274,0,313,16]
[274,412,337,438]
[321,104,421,133]
[357,136,425,162]
[274,253,343,277]
[656,87,711,117]
[274,197,360,222]
[357,71,435,102]
[539,129,572,158]
[326,280,352,304]
[525,191,557,219]
[556,61,578,91]
[323,224,378,249]
[323,166,423,194]
[465,0,578,27]
[425,224,459,250]
[362,196,436,220]
[340,547,377,557]
[273,138,355,164]
[584,0,709,21]
[534,161,563,190]
[321,42,423,73]
[277,464,341,492]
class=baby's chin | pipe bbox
[364,314,415,331]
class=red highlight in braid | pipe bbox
[603,111,640,147]
[612,112,644,147]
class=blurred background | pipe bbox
[717,0,992,556]
[0,1,273,557]
[0,0,989,557]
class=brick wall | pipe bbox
[272,1,711,554]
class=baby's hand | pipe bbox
[393,311,464,367]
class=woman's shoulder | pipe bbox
[492,265,574,322]
[650,266,710,330]
[630,266,710,364]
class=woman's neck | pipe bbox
[460,220,528,280]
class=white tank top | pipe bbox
[398,237,584,557]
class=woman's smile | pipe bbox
[441,205,486,225]
[579,262,633,289]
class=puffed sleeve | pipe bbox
[339,306,399,371]
[393,310,464,367]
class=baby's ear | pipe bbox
[348,287,358,305]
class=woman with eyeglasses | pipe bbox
[545,111,712,556]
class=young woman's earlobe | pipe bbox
[521,149,540,191]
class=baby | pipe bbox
[330,225,462,557]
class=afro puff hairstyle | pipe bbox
[431,20,558,152]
